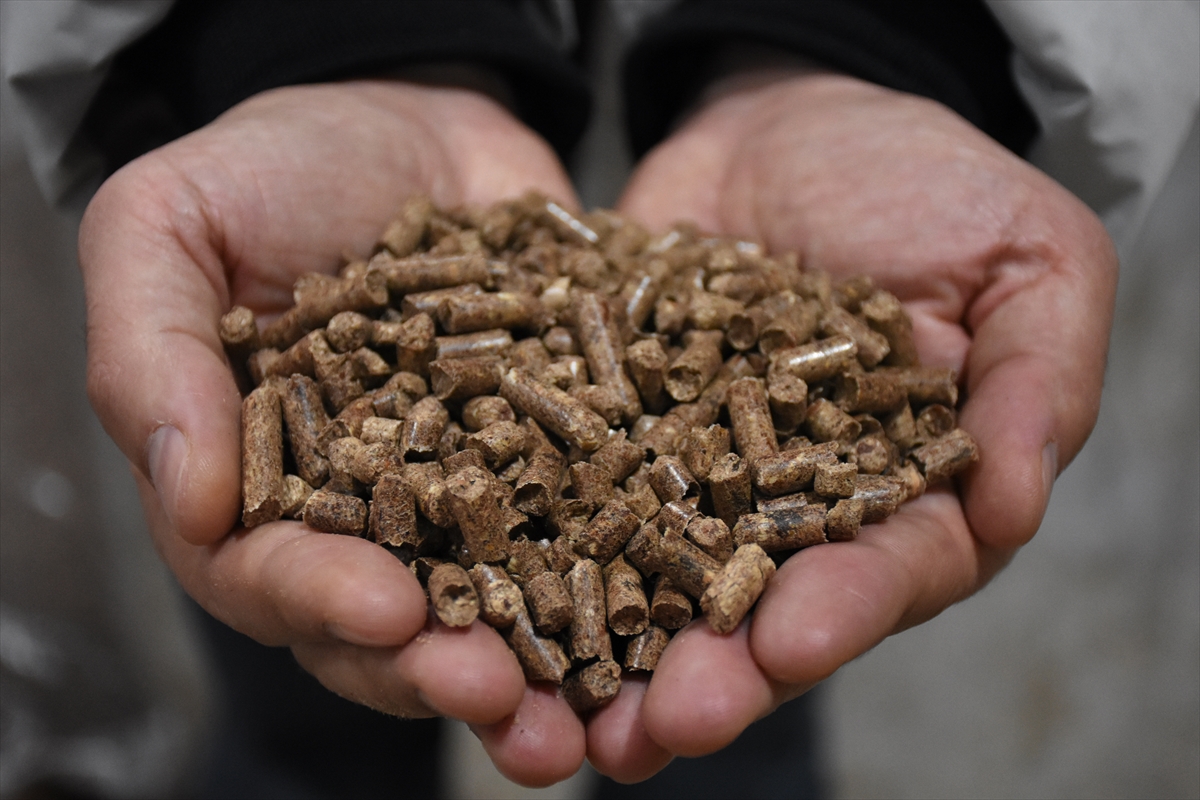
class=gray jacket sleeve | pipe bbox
[986,0,1200,258]
[0,0,173,211]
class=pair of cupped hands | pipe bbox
[80,65,1116,786]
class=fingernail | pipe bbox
[1042,441,1058,507]
[147,424,186,532]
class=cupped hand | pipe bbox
[591,69,1117,779]
[80,79,585,786]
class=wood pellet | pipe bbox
[222,191,979,718]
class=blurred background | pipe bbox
[2,2,1197,798]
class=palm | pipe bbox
[585,72,1117,776]
[82,81,589,786]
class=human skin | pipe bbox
[80,69,1117,788]
[80,80,588,786]
[580,67,1117,781]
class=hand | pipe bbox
[588,68,1118,780]
[80,80,588,786]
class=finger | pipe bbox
[470,684,587,788]
[960,194,1117,550]
[749,492,1003,688]
[639,621,782,758]
[291,617,526,724]
[82,157,248,546]
[585,674,673,782]
[135,471,427,648]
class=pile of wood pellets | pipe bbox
[221,192,978,715]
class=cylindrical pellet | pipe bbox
[676,424,730,483]
[428,563,479,627]
[444,466,509,564]
[563,661,622,714]
[752,441,840,496]
[700,543,776,634]
[513,448,566,517]
[469,564,523,628]
[573,292,643,424]
[806,398,862,443]
[650,575,693,629]
[727,377,778,465]
[369,473,419,547]
[429,356,503,403]
[826,498,865,542]
[911,428,979,484]
[242,384,284,527]
[589,431,647,484]
[525,571,574,634]
[658,534,723,599]
[665,336,723,402]
[401,395,449,460]
[465,420,526,466]
[732,507,827,553]
[571,500,641,565]
[500,368,609,452]
[769,335,857,383]
[434,328,513,361]
[686,515,733,562]
[438,291,540,334]
[280,375,330,488]
[648,455,700,504]
[821,306,890,367]
[708,452,754,529]
[604,555,649,636]
[504,606,571,684]
[566,559,612,662]
[625,625,670,671]
[302,489,367,536]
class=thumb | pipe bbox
[81,158,242,546]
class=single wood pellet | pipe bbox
[226,191,979,718]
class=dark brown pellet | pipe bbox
[428,563,479,627]
[500,368,609,452]
[508,448,564,518]
[727,377,778,465]
[525,571,574,634]
[814,461,857,498]
[401,395,449,460]
[241,384,284,527]
[566,559,612,661]
[435,328,514,361]
[911,428,979,484]
[825,498,865,542]
[649,575,693,629]
[708,453,754,529]
[370,473,419,547]
[302,489,367,536]
[444,466,508,564]
[851,475,907,523]
[658,533,723,599]
[648,455,700,504]
[505,606,571,684]
[280,474,314,519]
[604,554,649,636]
[465,420,526,467]
[686,515,734,562]
[396,312,437,375]
[626,338,670,414]
[574,292,643,424]
[732,507,827,553]
[806,398,862,443]
[665,335,723,402]
[469,564,523,628]
[562,660,622,714]
[701,544,775,634]
[625,626,670,671]
[570,462,614,510]
[438,291,540,334]
[572,500,641,565]
[280,375,331,488]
